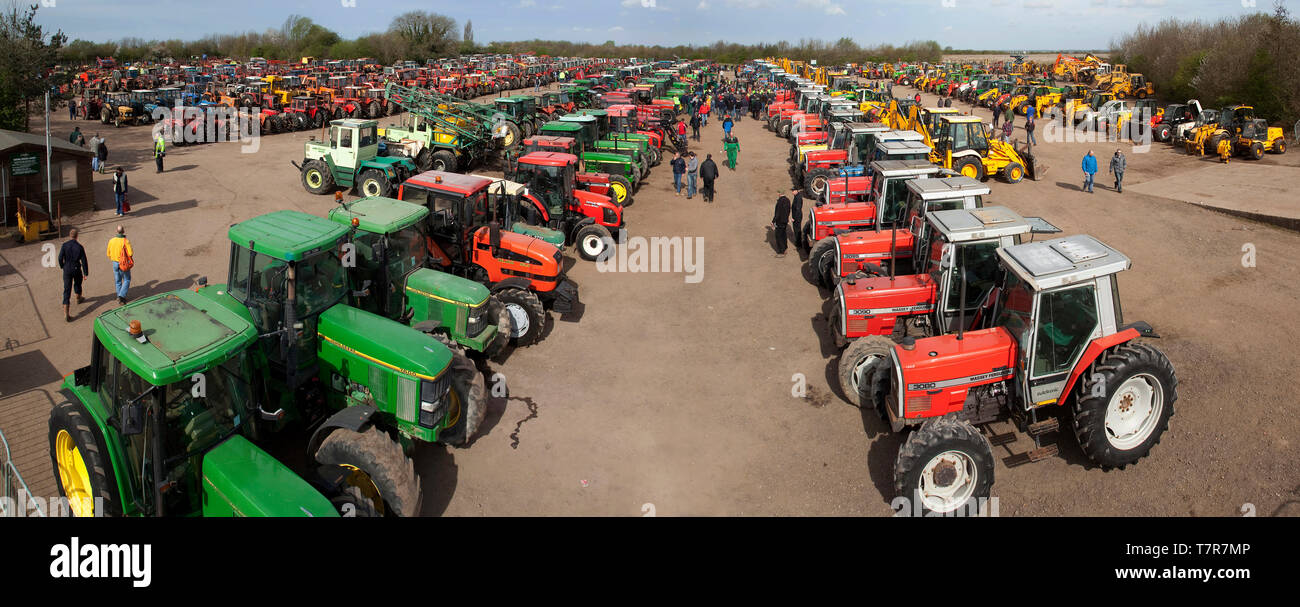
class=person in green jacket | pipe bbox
[723,135,740,170]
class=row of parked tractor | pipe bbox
[749,59,1179,515]
[45,58,717,518]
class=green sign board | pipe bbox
[11,152,40,177]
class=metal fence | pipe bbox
[0,428,46,517]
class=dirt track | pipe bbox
[2,79,1299,516]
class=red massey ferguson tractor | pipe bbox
[809,173,988,288]
[511,136,630,206]
[802,160,953,263]
[397,171,579,346]
[851,234,1177,514]
[506,151,624,261]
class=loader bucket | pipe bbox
[1018,144,1047,180]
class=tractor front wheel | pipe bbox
[1070,341,1177,469]
[894,418,995,516]
[837,335,895,409]
[1271,138,1287,154]
[496,287,546,346]
[484,295,514,359]
[357,169,391,197]
[314,426,422,517]
[1248,142,1265,160]
[809,237,838,288]
[301,160,335,195]
[430,150,458,173]
[805,167,832,199]
[48,400,120,517]
[1002,161,1025,184]
[608,175,633,206]
[438,352,487,448]
[575,224,612,261]
[415,149,433,172]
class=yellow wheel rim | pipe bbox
[1011,167,1023,180]
[611,182,627,203]
[960,164,979,179]
[55,429,94,517]
[340,464,385,516]
[306,171,322,188]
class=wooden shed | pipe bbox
[0,128,96,225]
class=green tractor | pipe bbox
[494,95,544,138]
[327,196,512,358]
[538,120,640,194]
[49,289,346,517]
[297,119,417,197]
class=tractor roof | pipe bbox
[559,114,596,123]
[879,130,925,142]
[471,175,528,197]
[524,135,575,146]
[907,176,990,199]
[93,289,257,386]
[406,171,492,196]
[575,109,608,116]
[330,118,378,129]
[848,122,889,133]
[520,151,578,167]
[877,140,932,154]
[928,206,1031,242]
[328,196,428,234]
[871,159,944,177]
[998,234,1130,291]
[940,115,984,124]
[539,121,583,132]
[228,210,347,261]
[925,107,960,114]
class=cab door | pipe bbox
[1025,282,1102,407]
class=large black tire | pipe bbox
[805,167,833,199]
[1069,341,1177,469]
[496,287,546,346]
[1001,161,1025,184]
[575,223,612,261]
[415,148,433,172]
[368,101,381,119]
[438,352,487,448]
[777,120,792,139]
[837,335,895,409]
[1248,142,1264,160]
[893,418,995,516]
[483,295,514,359]
[1153,123,1172,143]
[953,156,985,181]
[357,168,391,197]
[809,237,838,288]
[607,175,633,206]
[430,150,458,173]
[302,160,335,195]
[48,400,120,517]
[499,121,523,150]
[314,425,421,517]
[1271,138,1287,154]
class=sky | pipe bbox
[34,0,1281,51]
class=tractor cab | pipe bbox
[327,196,503,355]
[559,114,601,144]
[494,95,538,123]
[510,152,622,261]
[872,139,933,164]
[54,289,341,517]
[301,118,415,197]
[539,120,592,150]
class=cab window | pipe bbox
[1032,285,1099,378]
[945,241,1001,312]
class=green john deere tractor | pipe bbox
[538,120,639,193]
[327,196,512,358]
[296,118,416,197]
[49,289,345,517]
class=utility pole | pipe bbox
[45,91,54,219]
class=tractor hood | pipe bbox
[201,435,338,517]
[804,148,849,167]
[837,273,938,340]
[317,304,453,381]
[893,327,1018,421]
[492,227,564,265]
[511,222,567,248]
[405,268,489,307]
[835,227,916,274]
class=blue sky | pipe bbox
[37,0,1278,50]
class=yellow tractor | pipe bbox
[930,114,1045,183]
[1190,105,1288,162]
[1107,72,1155,99]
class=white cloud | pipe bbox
[620,0,639,6]
[1024,0,1053,7]
[517,0,536,6]
[796,0,845,15]
[609,25,625,31]
[698,0,711,9]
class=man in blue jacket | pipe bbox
[1082,150,1098,193]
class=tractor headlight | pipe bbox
[418,376,451,428]
[603,207,618,224]
[466,302,488,338]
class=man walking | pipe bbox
[112,167,129,215]
[69,126,85,147]
[1082,150,1098,193]
[96,136,109,173]
[790,187,805,251]
[106,225,134,305]
[1025,113,1037,146]
[690,111,701,141]
[722,115,733,140]
[153,134,166,173]
[671,152,686,196]
[686,152,699,200]
[770,192,791,257]
[1109,148,1126,193]
[700,153,719,203]
[58,228,89,322]
[992,103,1001,130]
[723,135,739,170]
[88,133,104,173]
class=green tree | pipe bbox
[0,4,67,131]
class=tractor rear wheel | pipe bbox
[1070,341,1177,469]
[430,150,458,173]
[496,287,546,347]
[777,120,792,138]
[368,101,381,119]
[837,335,895,409]
[301,160,335,195]
[1271,138,1287,154]
[438,352,487,448]
[314,426,421,517]
[415,149,433,172]
[809,237,838,288]
[48,400,120,517]
[575,224,612,261]
[357,168,391,197]
[1248,142,1265,160]
[1153,123,1171,143]
[805,168,832,199]
[953,156,985,181]
[608,175,633,206]
[499,122,522,149]
[894,418,994,516]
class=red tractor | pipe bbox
[850,234,1177,514]
[397,171,579,345]
[801,160,947,258]
[809,173,987,288]
[511,136,628,204]
[506,151,624,261]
